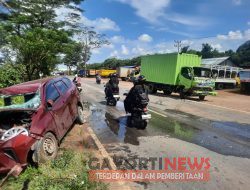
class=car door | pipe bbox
[45,81,71,139]
[54,80,74,132]
[62,78,78,120]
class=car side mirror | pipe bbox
[46,99,54,110]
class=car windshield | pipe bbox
[193,67,212,78]
[0,90,41,110]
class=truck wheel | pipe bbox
[163,89,172,95]
[34,132,58,163]
[216,83,224,90]
[199,95,205,101]
[179,90,186,99]
[241,83,246,93]
[148,84,157,94]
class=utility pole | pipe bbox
[174,40,182,53]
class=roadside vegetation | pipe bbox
[2,150,107,190]
[0,0,108,88]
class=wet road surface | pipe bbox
[81,78,250,190]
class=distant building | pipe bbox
[201,57,238,68]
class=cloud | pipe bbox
[138,34,153,42]
[113,0,211,27]
[247,21,250,26]
[114,0,171,23]
[211,43,223,50]
[103,44,115,49]
[121,45,130,55]
[55,6,120,32]
[110,36,125,43]
[163,13,212,27]
[232,0,242,5]
[82,17,120,32]
[217,30,248,40]
[110,50,119,57]
[92,49,101,54]
[244,29,250,39]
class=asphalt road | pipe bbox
[80,77,250,190]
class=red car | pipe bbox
[0,77,84,174]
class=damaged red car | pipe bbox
[0,77,84,174]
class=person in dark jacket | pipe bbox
[105,73,119,98]
[124,75,149,113]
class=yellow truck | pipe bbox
[98,69,116,77]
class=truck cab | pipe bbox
[179,67,217,100]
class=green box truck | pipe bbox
[141,53,217,100]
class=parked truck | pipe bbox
[116,66,136,81]
[77,69,86,77]
[87,69,98,77]
[202,65,242,90]
[98,69,116,77]
[141,53,217,100]
[239,69,250,93]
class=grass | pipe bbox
[2,151,108,190]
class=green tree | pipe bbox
[236,40,250,67]
[63,42,83,74]
[0,63,25,88]
[180,46,190,53]
[200,43,213,58]
[76,27,109,70]
[0,0,84,80]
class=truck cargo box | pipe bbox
[141,53,201,85]
[99,69,116,77]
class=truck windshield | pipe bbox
[239,71,250,79]
[0,91,41,110]
[193,67,212,78]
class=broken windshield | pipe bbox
[0,90,41,110]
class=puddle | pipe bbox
[89,105,250,158]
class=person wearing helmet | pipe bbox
[105,73,119,98]
[124,75,149,113]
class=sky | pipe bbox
[62,0,250,64]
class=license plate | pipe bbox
[142,114,151,120]
[113,95,120,98]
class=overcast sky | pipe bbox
[59,0,250,64]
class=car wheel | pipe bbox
[35,132,58,163]
[76,105,85,124]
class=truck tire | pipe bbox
[199,95,205,101]
[163,89,172,95]
[179,89,186,99]
[148,84,157,94]
[241,83,246,93]
[216,83,224,90]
